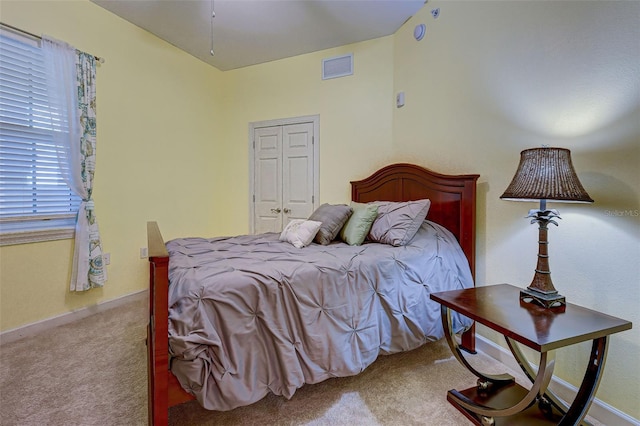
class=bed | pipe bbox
[146,163,479,425]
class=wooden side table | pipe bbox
[430,284,632,426]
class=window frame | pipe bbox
[0,28,80,246]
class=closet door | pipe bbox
[282,122,315,225]
[251,117,318,234]
[254,126,283,233]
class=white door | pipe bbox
[251,116,318,234]
[282,122,315,224]
[254,126,283,233]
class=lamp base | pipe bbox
[520,288,566,309]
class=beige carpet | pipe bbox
[0,296,595,426]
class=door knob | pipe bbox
[283,208,291,214]
[270,208,281,214]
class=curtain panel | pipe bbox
[42,36,106,291]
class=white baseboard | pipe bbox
[476,334,640,426]
[0,289,148,345]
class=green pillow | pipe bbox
[340,202,379,246]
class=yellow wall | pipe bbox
[392,1,639,418]
[0,0,225,329]
[215,36,396,234]
[0,0,638,420]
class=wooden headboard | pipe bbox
[351,163,480,278]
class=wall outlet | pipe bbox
[103,253,111,265]
[140,247,148,259]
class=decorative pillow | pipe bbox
[339,202,379,246]
[308,203,353,245]
[279,219,322,248]
[368,199,431,246]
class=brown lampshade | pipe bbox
[500,147,594,203]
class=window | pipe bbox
[0,30,81,245]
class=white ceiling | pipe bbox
[90,0,426,71]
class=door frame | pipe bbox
[248,114,320,234]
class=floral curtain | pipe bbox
[42,36,106,291]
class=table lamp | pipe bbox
[500,147,594,308]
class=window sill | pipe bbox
[0,228,75,246]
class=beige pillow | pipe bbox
[279,219,322,248]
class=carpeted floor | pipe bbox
[0,296,595,426]
[0,298,148,426]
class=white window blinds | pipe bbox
[0,30,81,242]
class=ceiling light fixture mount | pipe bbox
[210,0,215,56]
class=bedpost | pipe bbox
[460,177,477,354]
[147,222,169,426]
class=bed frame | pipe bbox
[146,163,479,425]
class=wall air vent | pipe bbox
[322,53,353,80]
